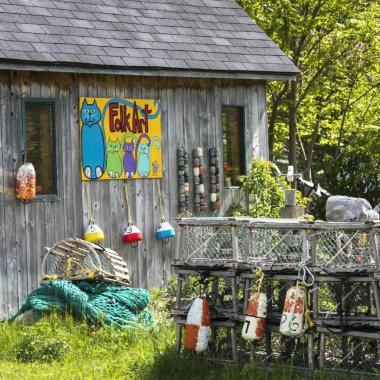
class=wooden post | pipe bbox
[231,226,239,261]
[230,326,238,363]
[243,278,251,314]
[176,324,182,352]
[319,332,326,369]
[308,333,314,370]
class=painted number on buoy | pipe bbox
[244,320,250,334]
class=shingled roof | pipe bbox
[0,0,299,78]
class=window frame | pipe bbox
[221,105,246,188]
[23,97,59,201]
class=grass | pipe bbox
[0,293,370,380]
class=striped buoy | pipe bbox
[279,285,305,338]
[184,297,211,352]
[177,145,189,213]
[242,292,267,341]
[209,147,220,214]
[193,147,205,214]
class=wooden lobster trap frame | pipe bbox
[41,238,130,286]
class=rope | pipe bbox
[85,183,93,224]
[298,257,315,287]
[8,280,154,330]
[17,93,27,163]
[156,179,165,222]
[124,182,133,225]
[252,268,265,294]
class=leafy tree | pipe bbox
[238,0,380,209]
[229,158,285,218]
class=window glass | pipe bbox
[222,107,245,186]
[24,101,56,195]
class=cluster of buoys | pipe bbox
[177,145,189,214]
[209,148,220,214]
[193,147,205,215]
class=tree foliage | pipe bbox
[238,0,380,210]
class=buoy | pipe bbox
[84,223,104,243]
[84,183,104,243]
[15,162,36,202]
[123,182,143,247]
[279,285,305,338]
[123,224,143,246]
[156,179,175,242]
[184,297,211,353]
[242,292,267,341]
[156,221,176,240]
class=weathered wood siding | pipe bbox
[0,70,268,318]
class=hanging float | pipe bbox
[209,146,220,215]
[193,146,205,215]
[242,269,267,341]
[122,182,143,247]
[156,179,175,242]
[16,162,36,203]
[84,183,104,243]
[184,297,211,353]
[279,259,314,338]
[177,143,189,214]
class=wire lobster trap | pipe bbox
[318,331,380,375]
[246,220,379,270]
[175,217,251,262]
[41,238,130,286]
[315,281,380,329]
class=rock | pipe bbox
[326,196,379,222]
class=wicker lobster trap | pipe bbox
[41,238,130,286]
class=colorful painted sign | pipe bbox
[79,97,161,180]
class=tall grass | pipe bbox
[0,293,367,380]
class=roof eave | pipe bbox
[0,60,299,81]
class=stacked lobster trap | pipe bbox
[171,217,380,375]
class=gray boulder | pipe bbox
[326,196,379,222]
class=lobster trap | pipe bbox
[176,217,251,262]
[172,218,380,375]
[246,220,379,270]
[41,238,130,286]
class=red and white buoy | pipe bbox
[279,285,305,338]
[184,297,211,353]
[242,292,267,341]
[122,182,143,247]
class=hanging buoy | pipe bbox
[156,221,176,240]
[123,182,143,247]
[242,292,267,341]
[123,224,143,246]
[15,162,36,202]
[84,183,104,243]
[156,180,175,242]
[279,284,305,338]
[184,297,211,353]
[84,222,104,243]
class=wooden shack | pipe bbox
[0,0,298,318]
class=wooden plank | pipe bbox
[0,70,9,318]
[11,70,26,310]
[150,76,163,289]
[132,76,146,288]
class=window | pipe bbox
[222,106,245,186]
[24,99,57,196]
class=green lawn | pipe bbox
[0,297,368,380]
